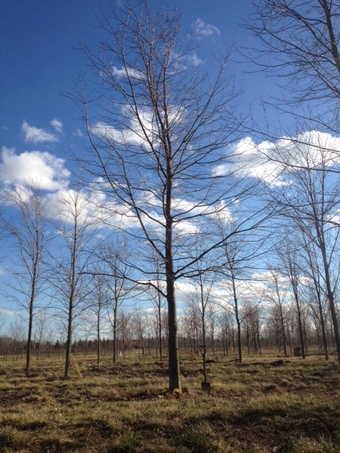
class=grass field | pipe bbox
[0,352,339,452]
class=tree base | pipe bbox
[201,382,211,392]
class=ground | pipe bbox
[0,352,339,452]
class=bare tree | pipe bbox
[245,0,340,132]
[33,309,52,360]
[100,240,136,363]
[182,298,201,355]
[4,186,50,376]
[90,273,109,364]
[116,311,134,358]
[147,253,166,362]
[276,239,306,358]
[218,312,234,356]
[298,234,330,359]
[186,260,217,382]
[270,142,340,363]
[242,301,262,355]
[264,269,290,357]
[78,1,261,391]
[9,317,26,361]
[48,189,97,378]
[130,308,148,357]
[215,216,266,363]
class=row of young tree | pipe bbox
[1,1,340,393]
[0,283,337,365]
[0,188,339,372]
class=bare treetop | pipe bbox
[246,1,340,99]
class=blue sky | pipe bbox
[0,0,287,200]
[1,0,281,217]
[0,0,269,152]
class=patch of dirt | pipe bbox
[0,388,38,406]
[229,408,340,451]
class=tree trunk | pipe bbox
[97,310,101,365]
[25,299,34,378]
[165,199,180,391]
[113,314,117,363]
[318,298,329,360]
[167,272,180,392]
[64,303,72,379]
[293,286,306,359]
[158,301,163,363]
[236,317,242,363]
[231,275,242,363]
[321,249,340,365]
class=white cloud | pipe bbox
[111,66,145,80]
[90,111,154,146]
[21,120,59,144]
[187,53,203,67]
[214,131,340,186]
[278,130,340,168]
[50,119,63,134]
[91,105,184,147]
[214,136,287,186]
[90,121,140,145]
[0,147,70,190]
[169,49,204,72]
[44,183,139,230]
[194,18,221,37]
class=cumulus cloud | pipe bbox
[194,18,221,37]
[90,121,141,146]
[213,136,286,186]
[44,184,139,230]
[91,105,184,147]
[277,130,340,168]
[21,120,59,144]
[214,131,340,186]
[0,147,70,190]
[91,113,154,146]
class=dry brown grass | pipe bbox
[0,352,339,452]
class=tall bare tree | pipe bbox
[298,233,330,359]
[186,258,217,378]
[270,142,340,363]
[264,269,290,357]
[48,189,97,378]
[215,216,266,363]
[33,309,52,360]
[90,273,109,364]
[276,239,306,358]
[102,241,136,363]
[79,1,260,391]
[4,186,49,377]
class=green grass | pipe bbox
[0,353,339,452]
